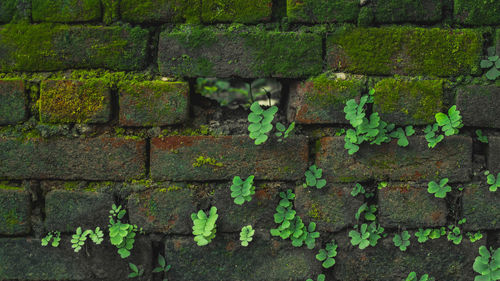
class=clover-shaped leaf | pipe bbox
[427,178,451,198]
[393,231,411,251]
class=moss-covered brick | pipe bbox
[0,137,146,180]
[496,29,500,57]
[120,0,201,23]
[378,183,447,228]
[150,136,308,181]
[288,74,364,124]
[119,81,189,127]
[456,85,500,128]
[462,182,500,230]
[488,137,500,174]
[0,0,17,22]
[373,78,444,125]
[295,184,363,232]
[158,26,322,78]
[32,0,101,23]
[327,26,482,76]
[164,235,321,280]
[202,0,272,23]
[316,136,472,183]
[361,0,442,24]
[333,233,484,281]
[40,79,111,124]
[128,187,197,234]
[0,237,152,280]
[0,79,26,125]
[0,186,30,235]
[286,0,359,23]
[44,188,113,232]
[0,23,148,72]
[454,0,500,25]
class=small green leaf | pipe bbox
[481,59,494,68]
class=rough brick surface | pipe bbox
[373,78,444,125]
[334,233,484,281]
[164,234,321,281]
[119,81,189,127]
[0,186,30,235]
[286,0,359,23]
[487,136,500,172]
[295,184,364,232]
[287,75,363,124]
[497,29,500,57]
[0,137,146,180]
[0,0,16,23]
[0,24,148,72]
[362,0,443,24]
[316,136,472,183]
[378,183,447,228]
[0,79,27,125]
[454,0,500,25]
[150,136,308,181]
[202,0,272,23]
[120,0,200,23]
[44,188,114,232]
[462,182,500,230]
[32,0,101,23]
[40,79,111,124]
[158,27,322,78]
[327,27,482,76]
[456,85,500,128]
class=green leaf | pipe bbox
[250,102,263,114]
[481,59,494,68]
[488,55,499,61]
[276,123,286,132]
[260,123,273,133]
[248,123,261,132]
[129,263,138,273]
[255,134,268,145]
[316,179,326,189]
[322,258,335,268]
[486,67,500,80]
[248,112,263,123]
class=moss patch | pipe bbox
[202,0,272,23]
[454,0,500,25]
[32,0,101,23]
[287,0,359,23]
[0,188,30,235]
[369,0,442,24]
[120,0,201,23]
[0,79,26,125]
[0,0,17,23]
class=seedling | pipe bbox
[240,225,255,247]
[480,46,500,80]
[429,227,446,240]
[275,122,295,141]
[467,231,483,243]
[71,227,88,253]
[378,181,388,190]
[393,231,411,251]
[355,203,377,221]
[351,183,366,197]
[349,222,384,249]
[435,105,463,136]
[306,274,325,281]
[41,231,61,247]
[316,240,338,269]
[390,126,415,147]
[405,272,434,281]
[415,229,432,243]
[153,254,171,281]
[424,124,444,148]
[473,246,500,280]
[230,175,256,205]
[191,206,218,246]
[109,204,142,258]
[128,263,144,278]
[303,165,326,189]
[248,102,278,145]
[427,178,451,198]
[485,171,500,192]
[476,129,489,144]
[447,220,465,245]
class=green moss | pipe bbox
[32,0,101,22]
[0,0,17,22]
[102,0,120,24]
[202,0,272,23]
[0,183,23,190]
[287,0,359,23]
[371,0,442,24]
[63,181,80,191]
[304,73,363,107]
[121,0,200,23]
[192,155,223,168]
[165,185,183,191]
[454,0,500,25]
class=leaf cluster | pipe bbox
[71,226,104,252]
[404,272,434,281]
[390,126,415,147]
[349,222,384,249]
[485,171,500,192]
[446,219,466,245]
[415,228,432,243]
[230,175,255,205]
[355,203,377,221]
[152,254,171,281]
[476,129,489,144]
[275,122,295,141]
[315,240,338,269]
[393,231,411,251]
[248,102,278,145]
[480,47,500,81]
[306,274,326,281]
[424,124,444,148]
[467,231,484,243]
[191,206,218,246]
[128,263,144,278]
[473,246,500,281]
[108,204,141,259]
[435,105,463,137]
[41,231,61,247]
[303,165,326,189]
[240,225,255,247]
[427,178,451,198]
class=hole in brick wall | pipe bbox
[195,78,282,110]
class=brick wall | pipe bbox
[0,0,499,280]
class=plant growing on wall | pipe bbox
[390,126,415,147]
[230,175,255,205]
[128,263,144,278]
[315,239,338,268]
[152,254,171,281]
[484,171,500,192]
[351,183,366,197]
[435,105,463,136]
[41,231,61,247]
[108,204,142,258]
[393,231,411,251]
[467,231,484,243]
[302,165,326,189]
[355,203,377,221]
[71,226,104,253]
[424,124,444,148]
[476,130,489,144]
[473,246,500,281]
[275,122,295,141]
[405,272,434,281]
[480,47,500,81]
[191,206,218,246]
[349,222,384,249]
[248,101,278,145]
[306,274,325,281]
[415,228,432,243]
[240,225,255,247]
[427,178,451,198]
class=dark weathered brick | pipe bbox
[462,182,500,230]
[0,24,148,72]
[158,26,322,78]
[327,27,482,76]
[0,0,16,23]
[150,136,308,181]
[295,184,363,232]
[488,136,500,172]
[164,234,321,281]
[373,78,444,125]
[32,0,101,23]
[0,137,146,180]
[120,0,200,23]
[0,186,30,235]
[40,79,111,124]
[334,232,484,281]
[202,0,272,23]
[286,0,359,23]
[496,29,500,57]
[287,74,363,124]
[316,136,472,183]
[0,79,27,125]
[378,183,447,228]
[456,85,500,128]
[119,81,189,127]
[360,0,442,24]
[454,0,500,25]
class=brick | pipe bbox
[0,24,148,72]
[202,0,272,23]
[119,81,189,127]
[287,74,363,124]
[158,26,322,78]
[32,0,101,23]
[327,27,482,76]
[373,78,444,125]
[0,137,146,180]
[487,137,500,172]
[295,184,363,232]
[44,188,114,232]
[150,136,308,181]
[334,232,484,281]
[454,0,500,25]
[0,186,30,235]
[0,0,17,22]
[378,183,447,228]
[462,182,500,230]
[0,79,27,125]
[40,79,111,124]
[361,0,442,24]
[286,0,359,23]
[456,85,500,128]
[0,237,152,280]
[120,0,200,23]
[164,234,321,281]
[316,136,472,183]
